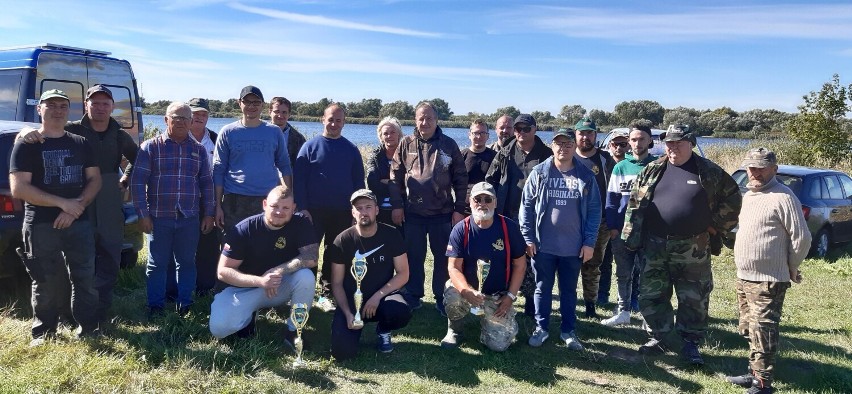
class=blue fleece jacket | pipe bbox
[294,135,365,210]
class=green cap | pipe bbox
[39,89,69,103]
[574,117,597,131]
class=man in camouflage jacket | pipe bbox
[621,124,741,366]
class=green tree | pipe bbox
[379,100,415,120]
[492,106,520,120]
[531,110,555,124]
[612,100,664,126]
[788,74,852,166]
[588,109,615,127]
[557,104,586,124]
[663,106,701,131]
[418,98,453,120]
[346,98,382,118]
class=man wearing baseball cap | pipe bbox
[10,89,103,345]
[725,148,810,394]
[622,123,741,365]
[520,129,601,351]
[441,181,526,351]
[212,86,293,239]
[327,189,411,360]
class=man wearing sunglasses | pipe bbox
[442,182,526,351]
[484,114,552,318]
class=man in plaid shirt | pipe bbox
[131,101,215,318]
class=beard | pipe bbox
[578,140,595,152]
[472,208,494,221]
[357,216,375,227]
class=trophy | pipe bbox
[351,258,369,329]
[470,259,491,316]
[290,303,310,367]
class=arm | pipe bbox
[783,194,812,277]
[365,147,386,191]
[447,256,483,307]
[217,254,280,290]
[10,172,80,214]
[330,262,355,327]
[119,130,140,183]
[274,130,293,187]
[449,143,469,220]
[352,146,366,191]
[264,243,320,276]
[580,175,602,263]
[494,255,526,318]
[78,166,102,208]
[389,143,406,225]
[519,168,538,255]
[484,150,504,190]
[710,166,743,237]
[363,253,409,319]
[293,145,309,214]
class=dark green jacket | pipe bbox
[285,123,307,170]
[621,154,741,255]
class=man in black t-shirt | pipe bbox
[209,186,318,344]
[327,189,410,360]
[460,119,497,215]
[442,182,526,351]
[10,89,103,346]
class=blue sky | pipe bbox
[4,0,852,116]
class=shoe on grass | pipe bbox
[560,331,584,351]
[528,327,549,347]
[602,310,631,327]
[726,372,756,388]
[584,301,599,319]
[681,340,704,366]
[314,296,336,312]
[377,331,393,353]
[638,337,668,354]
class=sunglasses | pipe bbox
[611,142,629,148]
[473,195,494,204]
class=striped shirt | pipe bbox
[131,133,214,219]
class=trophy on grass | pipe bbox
[290,303,310,367]
[470,259,491,316]
[351,257,369,329]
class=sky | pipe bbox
[3,0,852,117]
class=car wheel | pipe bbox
[120,249,138,269]
[812,228,831,258]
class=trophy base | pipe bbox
[352,320,364,329]
[470,307,484,316]
[292,359,307,368]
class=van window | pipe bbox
[88,58,137,130]
[823,175,845,199]
[39,80,85,121]
[0,70,24,120]
[99,84,133,129]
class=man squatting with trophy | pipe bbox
[441,182,527,351]
[208,185,318,347]
[328,189,412,360]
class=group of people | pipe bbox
[10,85,811,394]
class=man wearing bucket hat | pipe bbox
[441,182,526,351]
[622,123,741,366]
[520,129,601,351]
[725,148,810,394]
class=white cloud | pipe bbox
[229,2,448,38]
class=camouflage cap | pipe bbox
[611,128,630,139]
[350,188,377,204]
[662,123,695,144]
[742,147,777,168]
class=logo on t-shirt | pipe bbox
[275,237,286,249]
[492,238,504,251]
[355,245,384,264]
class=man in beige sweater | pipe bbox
[726,148,811,394]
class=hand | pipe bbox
[461,288,484,307]
[118,175,129,191]
[790,268,802,284]
[525,243,537,257]
[215,204,225,228]
[493,294,513,318]
[707,226,718,236]
[138,217,153,234]
[392,208,404,226]
[580,245,595,263]
[17,128,44,144]
[53,212,76,229]
[201,216,215,234]
[363,293,382,319]
[59,198,85,218]
[451,211,464,226]
[609,229,619,239]
[259,271,283,298]
[299,210,313,223]
[345,311,358,330]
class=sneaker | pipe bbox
[681,340,704,366]
[314,296,336,312]
[440,320,464,349]
[560,331,584,351]
[602,310,631,327]
[726,373,756,388]
[409,298,423,310]
[747,385,774,394]
[528,327,550,347]
[584,301,599,319]
[282,329,297,351]
[630,298,640,313]
[236,312,258,339]
[377,331,393,353]
[29,337,47,347]
[638,338,668,354]
[177,304,191,317]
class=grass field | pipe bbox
[1,142,850,393]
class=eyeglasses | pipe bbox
[43,103,69,110]
[514,126,532,133]
[168,115,191,122]
[470,131,488,137]
[610,142,629,148]
[473,195,494,204]
[241,100,263,107]
[552,141,574,149]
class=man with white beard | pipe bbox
[440,182,527,351]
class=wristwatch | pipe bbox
[506,292,517,301]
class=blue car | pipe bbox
[731,165,852,257]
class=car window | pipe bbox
[809,177,823,199]
[824,175,845,199]
[776,174,802,194]
[839,174,852,199]
[732,170,748,188]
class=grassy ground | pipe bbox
[1,142,850,393]
[0,244,850,393]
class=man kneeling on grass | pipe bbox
[441,182,526,351]
[209,185,318,348]
[327,189,411,360]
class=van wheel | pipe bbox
[120,249,138,269]
[812,228,831,258]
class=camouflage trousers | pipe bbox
[736,279,790,382]
[640,232,713,342]
[581,222,611,302]
[444,281,518,352]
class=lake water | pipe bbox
[142,115,745,149]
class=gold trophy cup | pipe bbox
[470,259,491,316]
[351,258,368,329]
[290,303,310,367]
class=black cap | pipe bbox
[86,85,113,101]
[188,98,210,112]
[552,128,576,141]
[239,85,264,101]
[514,114,537,127]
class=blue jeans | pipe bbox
[146,215,200,309]
[532,252,581,334]
[403,213,451,307]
